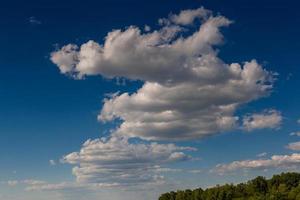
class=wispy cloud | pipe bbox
[290,131,300,136]
[28,16,41,25]
[214,153,300,174]
[49,160,56,166]
[256,152,267,157]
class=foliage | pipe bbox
[158,172,300,200]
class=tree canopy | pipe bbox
[159,172,300,200]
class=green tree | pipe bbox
[158,172,300,200]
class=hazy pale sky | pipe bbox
[1,0,300,199]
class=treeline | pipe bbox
[159,172,300,200]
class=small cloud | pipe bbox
[286,141,300,151]
[115,77,126,86]
[28,16,41,25]
[188,169,202,174]
[49,160,56,166]
[7,179,47,188]
[153,167,182,173]
[256,152,267,157]
[144,25,151,32]
[7,180,18,187]
[158,7,212,26]
[290,131,300,136]
[286,73,293,80]
[298,119,300,124]
[242,109,282,131]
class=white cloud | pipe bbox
[166,7,212,25]
[242,109,282,131]
[214,153,300,173]
[51,7,275,141]
[49,160,56,166]
[153,167,182,173]
[144,25,151,32]
[286,141,300,151]
[25,182,121,192]
[48,7,279,194]
[51,44,79,74]
[298,119,300,124]
[22,180,47,185]
[290,131,300,136]
[7,180,18,186]
[256,152,267,157]
[28,16,41,25]
[99,64,273,140]
[61,136,195,186]
[6,178,121,192]
[51,18,232,84]
[188,169,202,174]
[8,180,171,200]
[7,179,46,187]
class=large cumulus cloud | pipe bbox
[47,7,281,191]
[51,7,276,141]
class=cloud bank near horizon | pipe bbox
[214,153,300,174]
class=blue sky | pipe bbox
[0,0,300,199]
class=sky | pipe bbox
[0,0,300,199]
